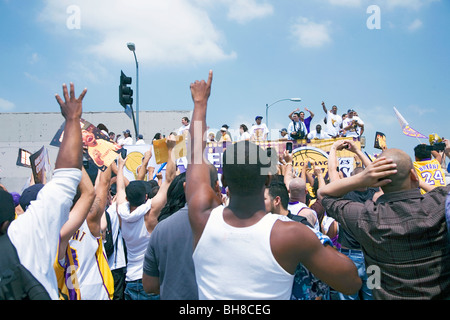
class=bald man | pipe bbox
[288,178,320,231]
[318,149,450,300]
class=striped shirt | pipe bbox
[322,184,450,300]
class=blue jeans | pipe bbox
[338,248,373,300]
[125,279,160,300]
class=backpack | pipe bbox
[0,234,51,300]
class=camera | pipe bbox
[425,142,445,152]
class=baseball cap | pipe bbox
[255,116,263,120]
[279,128,287,133]
[347,109,355,113]
[220,127,228,131]
[123,129,131,134]
[19,184,44,211]
[138,134,144,139]
[0,190,15,226]
[125,181,147,207]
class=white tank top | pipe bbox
[193,206,294,300]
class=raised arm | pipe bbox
[328,141,346,183]
[345,139,371,168]
[305,107,315,119]
[288,108,300,120]
[144,136,177,233]
[321,101,327,114]
[116,156,129,207]
[58,166,95,260]
[137,149,152,181]
[318,157,397,200]
[86,166,112,238]
[282,150,294,192]
[186,70,221,247]
[55,83,87,170]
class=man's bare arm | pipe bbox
[87,166,112,238]
[318,157,397,200]
[144,136,176,233]
[58,167,95,260]
[185,70,221,247]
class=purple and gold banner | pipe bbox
[205,137,361,179]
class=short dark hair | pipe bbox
[182,117,190,123]
[125,181,147,207]
[222,141,276,196]
[414,144,431,160]
[240,124,248,132]
[267,181,289,210]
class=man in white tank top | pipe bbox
[186,71,362,300]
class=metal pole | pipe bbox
[132,51,139,137]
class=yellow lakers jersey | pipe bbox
[413,159,446,194]
[54,220,114,300]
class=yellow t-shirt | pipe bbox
[413,159,446,194]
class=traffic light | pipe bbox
[119,70,133,108]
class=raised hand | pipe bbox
[190,70,213,105]
[55,82,87,121]
[54,82,87,170]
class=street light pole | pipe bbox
[266,98,301,138]
[127,42,139,137]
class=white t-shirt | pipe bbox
[325,111,342,137]
[307,130,331,140]
[342,116,364,137]
[177,124,190,136]
[250,123,269,141]
[287,121,306,140]
[118,136,133,146]
[287,201,320,232]
[8,168,82,300]
[239,131,251,141]
[117,199,152,281]
[135,139,146,145]
[106,203,127,271]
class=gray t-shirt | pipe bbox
[143,205,198,300]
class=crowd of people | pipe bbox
[1,74,450,301]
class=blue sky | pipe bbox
[0,0,449,159]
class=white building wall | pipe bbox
[0,110,191,193]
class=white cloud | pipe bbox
[327,0,362,7]
[0,98,15,111]
[408,19,423,31]
[221,0,274,24]
[39,0,237,66]
[291,18,332,48]
[377,0,440,11]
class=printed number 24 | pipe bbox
[421,170,445,185]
